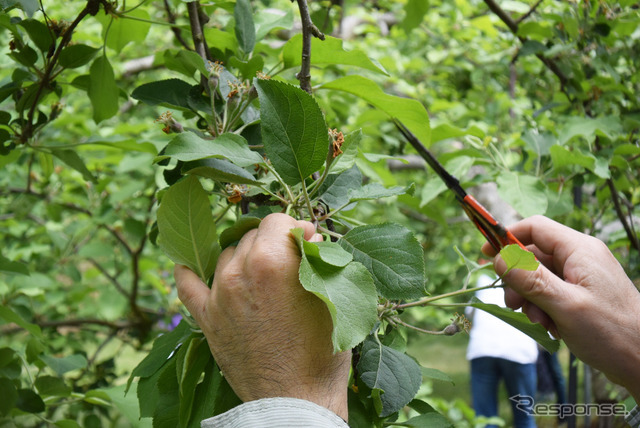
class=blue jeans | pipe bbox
[471,357,537,428]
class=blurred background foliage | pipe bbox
[0,0,638,426]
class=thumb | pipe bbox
[175,264,210,322]
[495,255,567,316]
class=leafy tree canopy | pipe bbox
[0,0,638,426]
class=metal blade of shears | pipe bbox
[393,118,526,253]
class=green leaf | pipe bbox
[0,306,42,338]
[163,49,208,79]
[157,176,220,282]
[10,44,37,67]
[182,158,262,185]
[59,44,99,69]
[0,110,11,125]
[219,216,261,249]
[88,55,119,123]
[293,230,377,352]
[254,78,329,185]
[16,389,45,413]
[102,9,151,51]
[347,182,414,202]
[549,145,610,179]
[470,297,559,353]
[0,253,29,275]
[319,75,430,146]
[298,258,378,352]
[176,337,211,428]
[357,334,422,417]
[153,358,180,428]
[254,8,293,40]
[12,0,38,16]
[496,171,548,217]
[132,79,195,111]
[54,420,82,428]
[187,361,220,428]
[128,320,191,391]
[83,390,112,407]
[283,35,387,75]
[557,116,622,145]
[35,375,71,397]
[156,132,264,167]
[338,223,426,300]
[318,166,362,208]
[0,378,17,416]
[18,19,52,52]
[234,0,255,54]
[51,149,96,183]
[422,367,454,384]
[291,228,352,267]
[402,0,430,33]
[499,244,539,272]
[228,55,264,80]
[101,383,151,428]
[40,354,87,376]
[137,368,163,418]
[430,123,485,144]
[403,412,454,428]
[521,130,555,157]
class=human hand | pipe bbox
[175,213,350,420]
[482,215,640,401]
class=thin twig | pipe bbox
[88,258,131,298]
[482,0,569,93]
[1,318,134,334]
[515,0,544,25]
[21,0,107,142]
[187,1,208,60]
[294,0,325,93]
[5,188,92,215]
[390,316,446,335]
[162,0,191,49]
[101,224,133,255]
[606,178,640,252]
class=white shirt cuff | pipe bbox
[201,397,349,428]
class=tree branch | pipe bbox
[607,177,640,252]
[21,0,107,143]
[1,318,135,335]
[482,0,569,91]
[5,188,92,216]
[515,0,544,25]
[294,0,325,94]
[88,258,130,299]
[186,1,211,61]
[162,0,191,50]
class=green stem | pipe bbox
[390,316,446,335]
[122,0,149,13]
[317,225,342,240]
[117,12,181,27]
[213,202,233,223]
[256,185,289,205]
[395,283,502,310]
[264,163,295,205]
[300,179,317,222]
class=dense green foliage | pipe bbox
[0,0,638,426]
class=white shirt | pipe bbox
[466,274,539,364]
[201,397,349,427]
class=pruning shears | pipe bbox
[393,118,527,253]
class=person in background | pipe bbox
[466,269,539,428]
[175,214,640,427]
[536,345,567,424]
